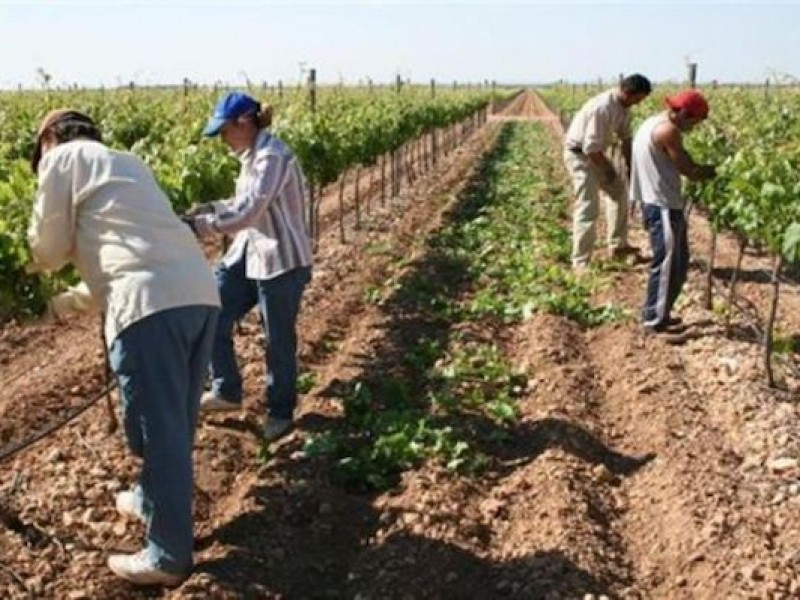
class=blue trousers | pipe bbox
[109,305,218,574]
[642,205,689,327]
[210,257,311,420]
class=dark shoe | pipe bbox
[200,392,241,413]
[642,323,689,345]
[610,245,640,260]
[263,418,293,443]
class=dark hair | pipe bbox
[50,118,102,145]
[621,74,652,95]
[31,112,102,172]
[244,102,274,129]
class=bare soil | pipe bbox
[1,91,799,599]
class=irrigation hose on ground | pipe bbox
[0,315,118,464]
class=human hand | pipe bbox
[180,216,199,236]
[604,165,618,185]
[183,202,214,218]
[700,164,716,179]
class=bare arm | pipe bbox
[621,137,632,175]
[654,123,715,182]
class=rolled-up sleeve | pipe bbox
[198,151,288,237]
[27,152,76,272]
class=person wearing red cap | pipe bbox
[28,109,220,585]
[629,89,716,338]
[564,73,652,270]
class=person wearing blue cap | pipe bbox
[186,91,313,443]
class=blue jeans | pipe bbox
[642,205,689,327]
[109,305,218,574]
[210,257,311,420]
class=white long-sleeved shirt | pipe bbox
[28,139,220,344]
[564,90,632,155]
[195,130,313,280]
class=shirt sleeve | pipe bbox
[199,150,288,237]
[582,109,609,155]
[27,150,77,272]
[618,111,632,141]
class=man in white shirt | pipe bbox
[28,109,220,586]
[564,74,652,270]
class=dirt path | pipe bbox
[0,92,533,598]
[2,90,799,598]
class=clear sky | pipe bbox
[0,1,798,89]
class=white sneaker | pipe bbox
[263,418,293,443]
[115,490,145,523]
[199,391,241,413]
[107,551,186,586]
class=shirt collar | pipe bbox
[238,129,271,163]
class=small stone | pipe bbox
[742,566,764,582]
[112,521,127,536]
[768,458,798,473]
[445,572,458,584]
[318,503,333,516]
[82,507,100,523]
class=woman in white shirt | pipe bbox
[28,109,220,586]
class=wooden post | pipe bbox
[687,62,698,88]
[430,78,436,98]
[354,166,362,229]
[764,255,784,387]
[764,78,770,99]
[381,153,387,206]
[307,68,318,246]
[704,227,717,310]
[338,171,346,243]
[725,238,747,334]
[395,74,402,93]
[278,80,283,99]
[308,68,317,110]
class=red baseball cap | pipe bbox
[665,90,710,119]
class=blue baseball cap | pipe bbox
[203,92,260,137]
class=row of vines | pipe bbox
[539,84,800,386]
[0,85,511,319]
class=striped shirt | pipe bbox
[197,130,313,280]
[564,90,632,155]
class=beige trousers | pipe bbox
[563,149,629,267]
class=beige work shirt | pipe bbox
[28,140,220,344]
[564,90,632,155]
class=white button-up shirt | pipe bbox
[28,140,220,344]
[565,90,632,155]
